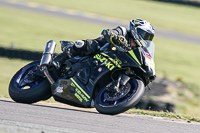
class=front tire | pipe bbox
[95,79,145,115]
[9,61,51,104]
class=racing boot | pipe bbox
[52,41,75,69]
[52,52,70,70]
[52,40,85,69]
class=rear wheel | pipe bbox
[95,78,145,115]
[9,61,51,104]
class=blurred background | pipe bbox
[0,0,200,117]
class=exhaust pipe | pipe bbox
[40,40,56,67]
[41,65,55,84]
[40,40,57,84]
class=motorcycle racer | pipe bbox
[53,19,156,81]
[9,19,157,112]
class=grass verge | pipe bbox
[0,6,105,51]
[0,58,29,98]
[126,109,200,122]
[19,0,200,36]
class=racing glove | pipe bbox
[102,29,128,48]
[101,29,117,43]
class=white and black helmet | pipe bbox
[128,19,156,58]
[128,19,155,41]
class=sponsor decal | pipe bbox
[75,88,89,102]
[55,86,63,93]
[75,93,83,102]
[70,78,90,103]
[98,67,102,72]
[144,51,151,59]
[47,42,51,48]
[70,82,76,88]
[94,53,122,71]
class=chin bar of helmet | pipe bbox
[130,30,146,47]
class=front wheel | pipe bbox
[95,78,145,115]
[9,61,52,104]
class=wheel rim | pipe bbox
[99,80,137,106]
[14,63,44,90]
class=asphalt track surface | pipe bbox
[0,98,200,133]
[0,0,200,45]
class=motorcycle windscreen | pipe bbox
[144,40,155,59]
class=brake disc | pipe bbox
[104,83,131,102]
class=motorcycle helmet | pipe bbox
[128,19,155,58]
[128,19,155,41]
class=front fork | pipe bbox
[107,74,130,94]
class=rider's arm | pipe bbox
[67,26,128,57]
[94,26,128,47]
[73,39,100,57]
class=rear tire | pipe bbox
[9,61,51,104]
[95,79,145,115]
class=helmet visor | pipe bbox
[137,28,154,41]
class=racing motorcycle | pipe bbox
[9,39,155,115]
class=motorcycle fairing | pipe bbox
[51,46,152,107]
[99,49,152,85]
[75,62,90,85]
[51,51,127,107]
[93,53,122,71]
[51,76,92,107]
[88,50,145,90]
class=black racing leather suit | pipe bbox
[58,26,156,81]
[73,26,151,70]
[73,26,127,57]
